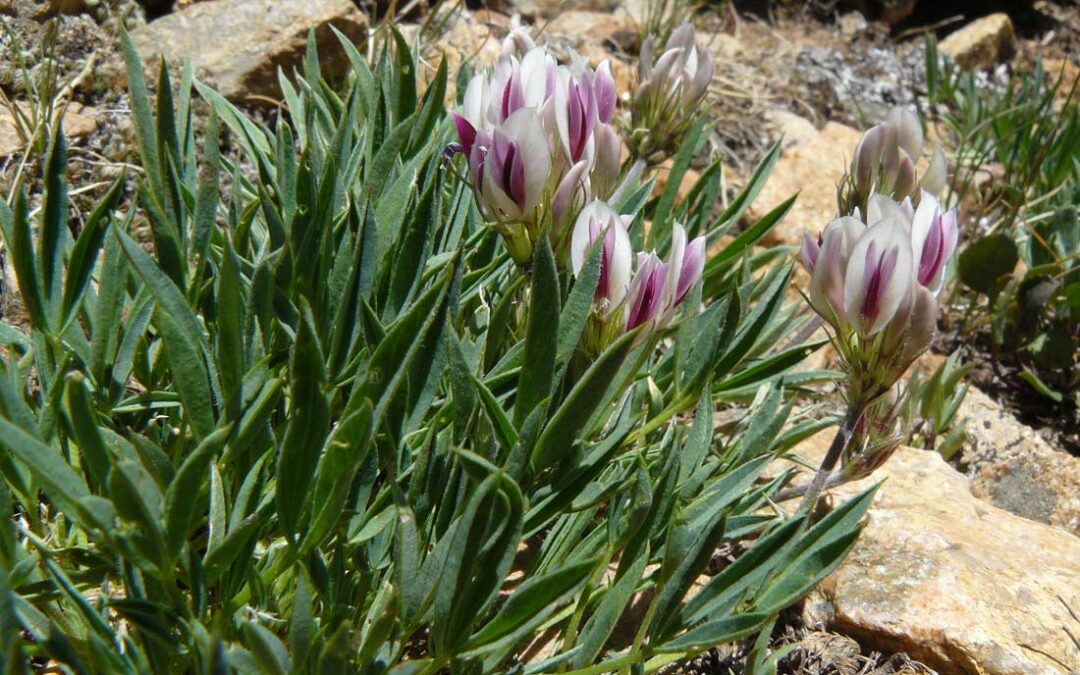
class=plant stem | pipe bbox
[772,470,850,503]
[796,404,863,519]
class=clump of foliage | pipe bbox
[924,37,1079,406]
[0,24,872,675]
[904,351,971,460]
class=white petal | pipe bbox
[909,190,939,265]
[665,223,687,310]
[843,219,915,335]
[503,109,552,215]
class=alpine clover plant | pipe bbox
[0,24,875,674]
[796,107,958,512]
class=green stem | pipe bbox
[562,651,641,675]
[796,403,864,521]
[620,591,662,675]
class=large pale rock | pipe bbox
[939,13,1016,71]
[746,119,861,247]
[129,0,368,102]
[790,434,1080,675]
[958,386,1080,535]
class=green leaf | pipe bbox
[432,473,523,656]
[651,116,709,249]
[2,190,47,331]
[531,328,640,473]
[61,174,125,328]
[705,195,796,285]
[557,238,602,364]
[708,141,781,238]
[161,423,233,562]
[516,237,560,427]
[468,558,594,650]
[1017,367,1063,402]
[116,228,214,437]
[654,613,769,654]
[572,546,648,667]
[242,622,291,675]
[301,400,374,553]
[0,417,89,523]
[39,123,69,326]
[63,373,112,493]
[755,486,878,611]
[958,234,1018,295]
[276,300,330,543]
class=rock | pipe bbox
[0,103,100,157]
[875,0,917,25]
[542,10,637,54]
[939,13,1016,71]
[1046,58,1080,109]
[837,11,869,37]
[410,11,503,104]
[129,0,368,102]
[958,386,1080,535]
[789,435,1080,675]
[765,109,818,149]
[746,119,861,246]
[536,10,637,103]
[501,0,617,20]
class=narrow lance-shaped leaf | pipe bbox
[161,423,234,562]
[515,237,560,427]
[276,299,331,543]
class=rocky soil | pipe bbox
[1,0,1077,673]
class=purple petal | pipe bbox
[801,231,820,273]
[595,61,617,124]
[917,213,944,287]
[675,236,705,305]
[450,113,477,155]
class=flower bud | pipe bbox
[630,23,713,164]
[571,201,633,310]
[805,216,864,328]
[910,192,958,293]
[886,106,924,161]
[901,285,937,364]
[801,230,822,274]
[843,218,915,336]
[664,223,706,316]
[920,144,948,196]
[852,124,886,194]
[501,27,536,58]
[594,60,617,125]
[892,150,917,200]
[591,124,622,198]
[626,252,669,331]
[676,232,706,307]
[478,109,551,222]
[552,161,592,243]
[555,67,599,165]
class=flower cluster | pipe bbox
[629,23,714,165]
[570,200,705,351]
[838,107,947,218]
[449,29,623,265]
[801,190,958,402]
